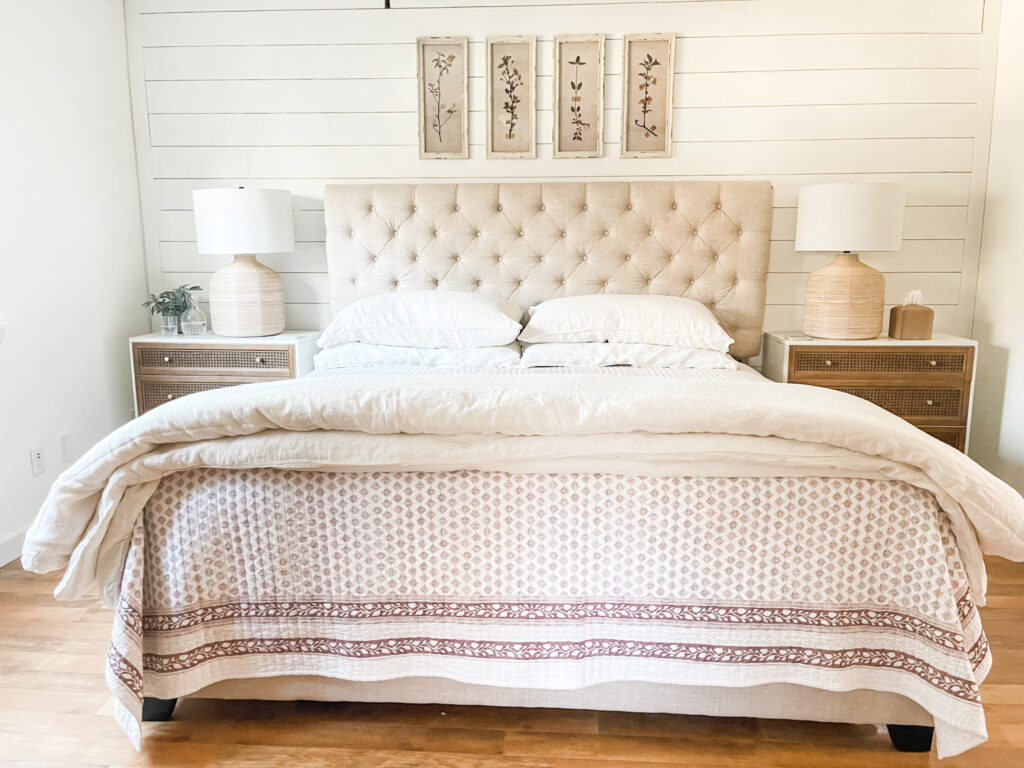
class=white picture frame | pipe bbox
[620,33,676,158]
[553,34,605,159]
[486,36,537,159]
[417,36,469,159]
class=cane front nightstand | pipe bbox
[761,331,977,453]
[129,331,318,417]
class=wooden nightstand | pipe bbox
[129,331,318,417]
[762,331,977,452]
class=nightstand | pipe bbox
[129,331,319,416]
[762,331,977,452]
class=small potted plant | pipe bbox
[143,284,202,335]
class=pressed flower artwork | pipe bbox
[486,36,536,158]
[621,34,675,158]
[417,37,468,158]
[553,35,605,158]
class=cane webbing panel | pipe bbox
[138,348,290,373]
[793,351,968,376]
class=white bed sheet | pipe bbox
[305,361,766,380]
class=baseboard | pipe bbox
[0,526,28,567]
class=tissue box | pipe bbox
[888,304,934,340]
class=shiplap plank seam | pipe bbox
[134,3,984,47]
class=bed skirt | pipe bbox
[193,675,934,727]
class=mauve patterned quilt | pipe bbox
[106,467,989,757]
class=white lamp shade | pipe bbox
[193,188,295,254]
[794,182,906,252]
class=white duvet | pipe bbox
[22,366,1024,605]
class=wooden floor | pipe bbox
[1,559,1023,768]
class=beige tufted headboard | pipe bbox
[324,181,773,358]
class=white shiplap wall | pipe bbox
[125,0,1002,336]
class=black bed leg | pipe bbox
[142,697,178,721]
[886,724,934,752]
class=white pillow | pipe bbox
[518,294,734,352]
[520,342,738,369]
[315,342,521,370]
[318,291,523,349]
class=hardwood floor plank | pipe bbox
[145,718,507,755]
[503,730,760,763]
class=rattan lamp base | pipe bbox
[209,254,286,337]
[803,252,884,340]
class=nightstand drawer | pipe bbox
[832,386,967,425]
[135,344,292,376]
[790,348,971,381]
[920,426,966,452]
[137,379,236,413]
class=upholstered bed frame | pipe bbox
[323,180,773,358]
[183,180,932,734]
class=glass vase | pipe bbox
[160,314,180,336]
[181,306,208,336]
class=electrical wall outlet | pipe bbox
[60,432,74,464]
[29,446,45,477]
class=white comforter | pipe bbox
[22,366,1024,604]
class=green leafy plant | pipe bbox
[142,284,201,317]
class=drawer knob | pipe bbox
[256,357,266,365]
[163,356,171,363]
[929,360,937,366]
[166,394,175,401]
[824,360,833,366]
[926,399,934,406]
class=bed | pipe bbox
[22,181,1024,758]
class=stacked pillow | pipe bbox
[314,291,523,370]
[518,294,738,369]
[314,291,738,371]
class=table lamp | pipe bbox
[795,182,906,340]
[192,187,295,337]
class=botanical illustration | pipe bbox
[486,36,535,158]
[568,54,590,142]
[417,37,468,158]
[427,51,457,143]
[498,54,522,140]
[621,35,675,158]
[633,53,661,138]
[553,35,604,158]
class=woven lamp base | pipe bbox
[209,254,286,337]
[803,253,884,340]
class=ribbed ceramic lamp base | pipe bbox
[209,254,286,337]
[803,253,884,340]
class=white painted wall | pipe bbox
[970,0,1024,492]
[124,0,1002,341]
[0,1,150,565]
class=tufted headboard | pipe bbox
[324,181,773,358]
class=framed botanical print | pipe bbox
[620,34,676,158]
[486,36,536,158]
[417,36,469,159]
[553,34,605,159]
